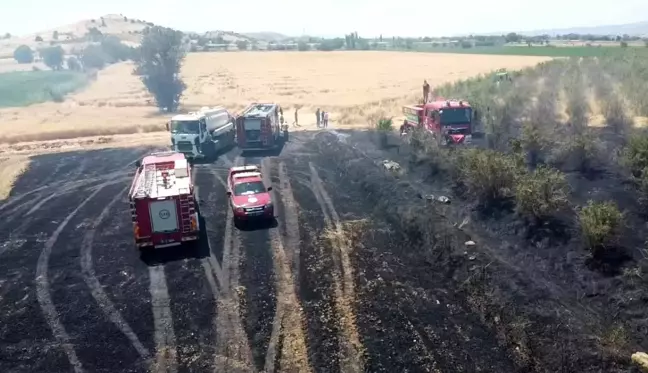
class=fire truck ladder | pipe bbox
[179,194,195,233]
[135,163,158,197]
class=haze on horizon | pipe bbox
[2,0,648,37]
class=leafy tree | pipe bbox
[81,44,110,69]
[196,37,209,46]
[505,32,520,43]
[101,36,134,61]
[236,40,249,51]
[86,27,104,42]
[40,46,65,70]
[3,33,11,39]
[297,41,309,51]
[34,35,43,42]
[317,38,344,51]
[52,30,59,40]
[101,17,106,27]
[135,26,187,112]
[13,45,34,64]
[67,56,81,71]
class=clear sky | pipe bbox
[2,0,648,37]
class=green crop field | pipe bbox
[415,45,648,58]
[0,70,90,108]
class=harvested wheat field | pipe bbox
[0,51,549,145]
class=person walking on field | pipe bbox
[423,80,430,103]
[294,107,300,126]
[316,108,321,128]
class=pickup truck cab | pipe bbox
[226,165,274,224]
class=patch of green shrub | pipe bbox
[579,200,623,258]
[515,166,569,222]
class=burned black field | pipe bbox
[0,131,525,373]
[3,55,648,373]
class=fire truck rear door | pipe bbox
[149,200,179,232]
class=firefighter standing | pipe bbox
[423,80,430,103]
[316,108,321,128]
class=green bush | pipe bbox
[100,36,135,61]
[375,117,393,131]
[13,45,34,64]
[66,56,81,71]
[579,200,623,257]
[515,166,569,222]
[623,133,648,177]
[520,122,546,166]
[236,40,249,51]
[40,46,65,70]
[455,148,522,204]
[81,45,110,69]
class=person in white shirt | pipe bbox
[323,111,329,128]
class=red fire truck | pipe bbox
[402,98,474,145]
[128,151,200,250]
[235,103,284,151]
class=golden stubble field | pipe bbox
[0,51,550,198]
[0,51,551,145]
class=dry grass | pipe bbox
[0,51,550,146]
[0,156,30,200]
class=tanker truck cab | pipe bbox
[168,106,236,160]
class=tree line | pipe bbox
[12,25,187,114]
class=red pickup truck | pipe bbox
[226,165,274,224]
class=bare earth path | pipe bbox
[0,131,517,373]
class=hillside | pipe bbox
[242,31,290,42]
[200,30,255,43]
[521,20,648,37]
[0,14,153,58]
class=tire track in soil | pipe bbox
[308,162,365,373]
[149,265,178,373]
[0,150,146,217]
[212,156,257,372]
[235,155,277,371]
[312,134,520,372]
[47,182,151,373]
[282,157,342,373]
[35,180,127,373]
[80,186,151,360]
[0,188,107,373]
[261,158,312,373]
[161,165,220,373]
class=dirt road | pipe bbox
[0,131,516,373]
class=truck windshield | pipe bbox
[170,120,200,134]
[233,181,266,196]
[439,108,472,125]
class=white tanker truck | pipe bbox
[166,106,236,160]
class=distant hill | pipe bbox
[462,21,648,38]
[0,14,154,58]
[241,32,290,42]
[200,30,255,43]
[519,21,648,37]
